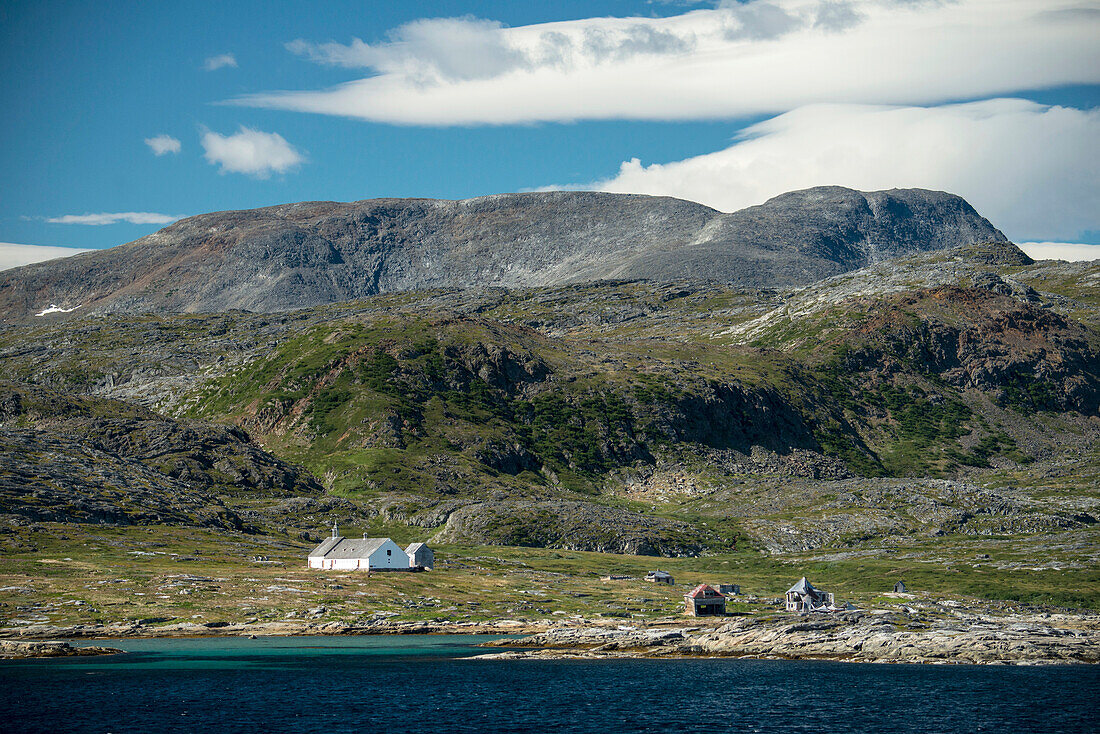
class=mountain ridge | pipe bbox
[0,186,1005,321]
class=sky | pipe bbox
[1,0,1099,269]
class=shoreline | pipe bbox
[0,618,556,642]
[473,610,1100,666]
[3,608,1098,666]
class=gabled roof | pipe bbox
[787,577,817,595]
[309,537,396,560]
[308,536,342,558]
[687,584,724,599]
[646,570,673,578]
[406,542,428,553]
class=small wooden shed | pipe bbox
[645,570,674,585]
[894,580,907,593]
[685,584,726,616]
[406,542,434,570]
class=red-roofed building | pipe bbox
[684,584,726,616]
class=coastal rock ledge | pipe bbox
[479,611,1100,666]
[0,640,122,659]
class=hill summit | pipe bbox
[0,186,1005,320]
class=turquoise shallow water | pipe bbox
[61,633,510,670]
[3,635,1098,733]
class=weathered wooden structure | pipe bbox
[645,570,674,585]
[785,577,834,612]
[406,542,434,570]
[893,580,907,593]
[685,584,726,616]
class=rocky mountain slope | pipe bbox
[1,241,1095,556]
[0,382,321,530]
[0,187,1005,320]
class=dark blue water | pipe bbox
[3,635,1097,733]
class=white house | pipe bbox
[405,542,434,570]
[308,526,409,571]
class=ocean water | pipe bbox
[3,635,1097,733]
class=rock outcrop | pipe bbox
[485,610,1100,665]
[0,640,121,659]
[0,381,322,529]
[430,499,709,556]
[0,381,323,498]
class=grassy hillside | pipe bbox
[1,243,1097,560]
[184,281,1096,495]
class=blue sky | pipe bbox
[2,0,1099,260]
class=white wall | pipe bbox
[309,538,412,570]
[367,540,408,569]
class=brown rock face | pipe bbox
[848,287,1100,414]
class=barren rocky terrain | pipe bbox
[479,604,1100,665]
[0,187,1005,320]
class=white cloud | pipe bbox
[46,212,183,225]
[144,134,181,156]
[1018,242,1100,262]
[581,99,1099,243]
[0,243,93,271]
[240,0,1100,125]
[287,17,529,82]
[204,53,238,71]
[200,126,304,178]
[285,15,693,83]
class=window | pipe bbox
[387,549,391,556]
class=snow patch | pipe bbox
[35,304,81,316]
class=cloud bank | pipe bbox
[145,134,181,156]
[241,0,1100,125]
[0,243,92,271]
[46,212,183,225]
[1018,242,1100,262]
[200,126,304,178]
[582,99,1100,243]
[204,53,238,71]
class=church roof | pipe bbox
[309,537,394,559]
[787,577,817,595]
[307,536,341,558]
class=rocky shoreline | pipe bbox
[475,609,1100,666]
[3,608,1098,666]
[0,618,552,641]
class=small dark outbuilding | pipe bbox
[894,581,908,593]
[685,584,726,616]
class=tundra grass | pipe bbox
[2,524,1096,633]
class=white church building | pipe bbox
[308,524,432,571]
